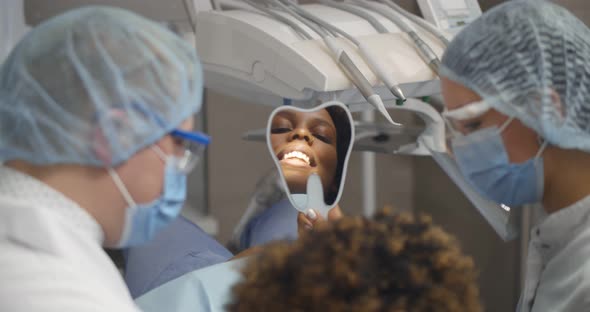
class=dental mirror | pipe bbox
[266,101,354,218]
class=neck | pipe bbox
[5,161,125,245]
[543,147,590,214]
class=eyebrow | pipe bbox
[276,111,296,119]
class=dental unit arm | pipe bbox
[193,3,444,109]
[23,0,445,123]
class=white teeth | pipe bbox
[284,151,310,165]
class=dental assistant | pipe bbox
[0,6,208,311]
[439,1,590,311]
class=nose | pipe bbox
[289,127,314,144]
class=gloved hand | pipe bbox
[297,205,343,236]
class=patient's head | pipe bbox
[228,209,481,312]
[270,106,351,205]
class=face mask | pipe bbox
[450,121,547,208]
[109,146,187,248]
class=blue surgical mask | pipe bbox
[450,121,547,207]
[110,146,187,247]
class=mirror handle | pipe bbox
[305,173,328,218]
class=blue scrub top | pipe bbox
[135,258,248,312]
[124,216,233,298]
[239,199,298,249]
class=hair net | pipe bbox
[440,0,590,152]
[0,6,203,166]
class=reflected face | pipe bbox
[270,109,338,195]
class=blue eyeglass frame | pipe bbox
[171,129,211,146]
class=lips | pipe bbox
[283,151,310,165]
[277,145,317,168]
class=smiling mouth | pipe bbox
[278,149,317,168]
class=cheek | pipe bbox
[122,155,166,204]
[271,135,286,153]
[316,144,338,179]
[502,122,540,163]
[131,173,164,203]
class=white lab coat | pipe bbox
[0,166,140,311]
[518,195,590,311]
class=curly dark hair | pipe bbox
[227,209,482,312]
[325,106,352,205]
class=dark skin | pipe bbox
[271,109,344,232]
[235,109,344,259]
[442,77,590,213]
[271,109,338,199]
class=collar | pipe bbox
[0,165,104,244]
[531,195,590,257]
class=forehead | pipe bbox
[441,77,483,111]
[275,109,334,126]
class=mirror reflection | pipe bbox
[268,104,352,206]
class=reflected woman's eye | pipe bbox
[313,133,331,144]
[313,127,335,144]
[271,127,292,134]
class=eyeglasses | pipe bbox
[441,100,491,153]
[169,129,210,174]
[442,100,491,135]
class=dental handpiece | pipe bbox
[352,0,441,74]
[286,2,406,101]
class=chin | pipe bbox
[282,172,308,194]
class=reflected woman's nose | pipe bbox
[289,127,314,144]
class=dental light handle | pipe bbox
[358,42,406,101]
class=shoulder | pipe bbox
[0,242,140,311]
[137,259,248,312]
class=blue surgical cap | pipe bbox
[0,6,203,166]
[441,0,590,152]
